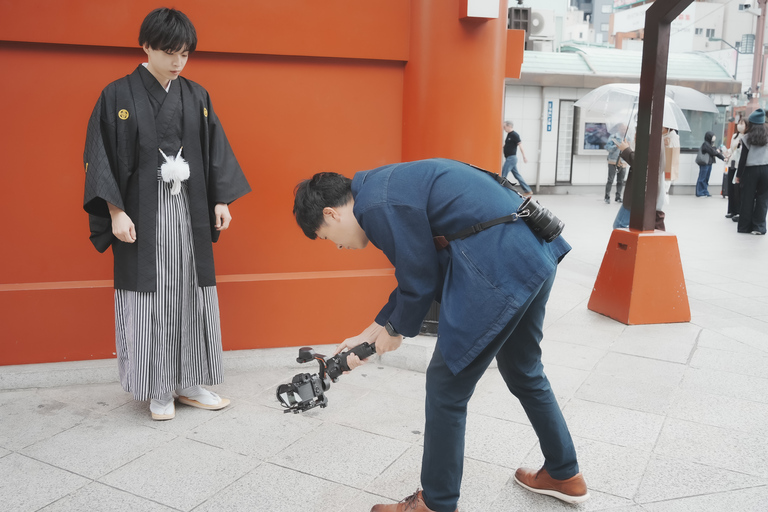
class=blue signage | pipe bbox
[547,101,553,132]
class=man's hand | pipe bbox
[108,205,136,243]
[214,203,232,231]
[333,321,385,371]
[374,327,403,355]
[618,140,630,152]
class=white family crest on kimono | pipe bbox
[159,146,190,195]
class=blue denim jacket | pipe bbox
[352,159,571,374]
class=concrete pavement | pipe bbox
[2,192,768,511]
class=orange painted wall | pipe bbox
[0,0,511,365]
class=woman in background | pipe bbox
[696,131,725,197]
[726,117,746,221]
[736,109,768,235]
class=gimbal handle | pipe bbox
[324,342,377,383]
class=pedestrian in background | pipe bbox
[604,124,629,204]
[613,135,667,231]
[736,109,768,235]
[502,121,532,196]
[662,127,680,197]
[695,131,725,197]
[726,116,746,221]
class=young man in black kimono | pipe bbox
[83,8,251,420]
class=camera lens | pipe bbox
[518,198,564,243]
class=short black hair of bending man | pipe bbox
[293,172,353,240]
[139,7,198,53]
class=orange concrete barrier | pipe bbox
[588,229,690,325]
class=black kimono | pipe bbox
[82,65,250,400]
[83,65,251,292]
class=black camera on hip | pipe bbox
[517,197,564,243]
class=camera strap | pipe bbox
[433,163,525,252]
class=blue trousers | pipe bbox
[502,155,532,193]
[420,272,578,512]
[613,205,630,229]
[696,165,712,196]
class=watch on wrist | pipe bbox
[385,321,399,337]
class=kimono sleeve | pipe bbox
[360,203,441,337]
[83,90,123,252]
[204,95,251,206]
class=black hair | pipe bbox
[293,173,353,239]
[139,8,197,53]
[747,122,768,147]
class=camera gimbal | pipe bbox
[276,342,376,413]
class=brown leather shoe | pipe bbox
[514,467,590,504]
[370,490,457,512]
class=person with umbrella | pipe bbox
[613,130,668,231]
[604,123,629,204]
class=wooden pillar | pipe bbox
[402,0,508,172]
[588,0,692,325]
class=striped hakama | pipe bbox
[115,175,224,401]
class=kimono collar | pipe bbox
[140,63,172,93]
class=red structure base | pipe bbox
[588,229,690,325]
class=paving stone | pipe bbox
[592,352,686,388]
[0,396,93,451]
[39,482,177,511]
[194,462,383,512]
[680,367,768,404]
[668,389,768,436]
[635,455,768,504]
[468,370,532,425]
[267,423,411,489]
[35,382,133,413]
[311,387,424,443]
[488,473,633,511]
[567,438,651,500]
[541,340,607,371]
[609,331,696,364]
[640,485,768,512]
[696,329,766,355]
[563,399,665,452]
[100,437,259,511]
[364,444,423,500]
[21,413,177,479]
[187,401,323,459]
[654,418,768,479]
[576,372,677,415]
[464,412,539,469]
[0,453,89,512]
[456,457,514,511]
[690,346,768,379]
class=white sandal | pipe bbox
[177,385,230,410]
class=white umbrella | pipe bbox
[575,83,691,132]
[665,85,719,113]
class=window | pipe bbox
[695,28,703,36]
[706,28,716,38]
[602,5,612,14]
[601,23,610,32]
[742,34,755,53]
[678,107,726,152]
[509,7,530,32]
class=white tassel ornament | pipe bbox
[159,147,190,195]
